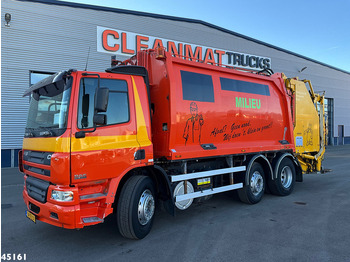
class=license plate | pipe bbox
[26,210,36,223]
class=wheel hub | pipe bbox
[138,189,155,226]
[281,166,293,188]
[250,171,263,196]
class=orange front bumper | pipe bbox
[23,175,115,229]
[23,188,82,229]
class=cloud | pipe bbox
[326,46,339,51]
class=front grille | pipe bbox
[23,150,52,165]
[26,176,50,203]
[23,150,52,177]
[24,165,50,177]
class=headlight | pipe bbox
[51,190,74,202]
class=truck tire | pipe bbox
[268,158,295,196]
[238,162,265,204]
[116,175,156,239]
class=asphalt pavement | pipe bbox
[1,145,350,262]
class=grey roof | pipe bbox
[19,0,350,75]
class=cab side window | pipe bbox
[78,78,129,129]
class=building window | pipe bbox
[181,71,215,102]
[30,71,54,86]
[77,78,129,129]
[325,98,334,145]
[29,71,55,102]
[318,97,334,145]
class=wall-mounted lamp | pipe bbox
[5,13,11,27]
[299,66,307,73]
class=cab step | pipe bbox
[82,217,104,224]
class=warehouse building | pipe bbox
[2,0,350,167]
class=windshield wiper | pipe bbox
[37,126,55,136]
[24,130,35,137]
[25,126,61,137]
[39,130,53,137]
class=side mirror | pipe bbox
[95,87,109,113]
[93,114,107,126]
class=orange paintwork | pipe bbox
[70,72,138,184]
[22,70,153,229]
[135,50,294,160]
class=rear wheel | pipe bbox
[269,158,296,196]
[238,162,265,204]
[117,175,156,239]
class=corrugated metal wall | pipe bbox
[2,0,350,166]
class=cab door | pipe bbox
[70,72,140,183]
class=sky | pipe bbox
[65,0,350,72]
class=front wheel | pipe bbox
[238,162,265,204]
[117,175,156,239]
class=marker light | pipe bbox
[51,190,74,202]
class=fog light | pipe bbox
[50,212,59,220]
[51,190,73,202]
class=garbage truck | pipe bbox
[19,48,326,239]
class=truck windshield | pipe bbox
[25,75,73,137]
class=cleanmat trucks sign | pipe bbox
[97,26,271,71]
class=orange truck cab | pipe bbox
[20,48,325,239]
